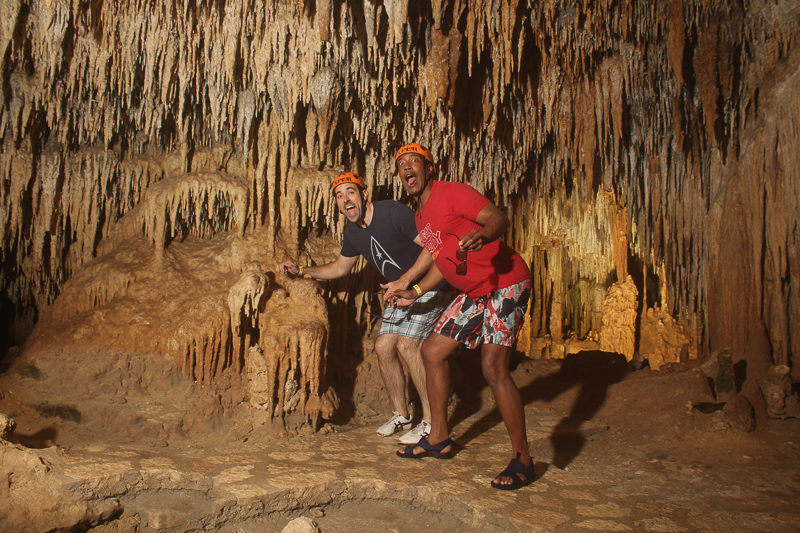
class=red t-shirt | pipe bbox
[416,181,530,298]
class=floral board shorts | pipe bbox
[434,279,531,349]
[379,288,453,339]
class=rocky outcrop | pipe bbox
[0,1,797,406]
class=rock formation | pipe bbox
[0,0,797,428]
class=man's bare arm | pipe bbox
[278,254,359,280]
[381,238,434,294]
[385,262,446,307]
[457,203,510,252]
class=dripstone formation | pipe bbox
[0,1,797,427]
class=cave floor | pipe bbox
[2,355,800,532]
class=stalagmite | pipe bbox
[256,280,337,431]
[600,276,639,362]
[0,0,797,433]
[639,307,696,370]
[228,264,267,372]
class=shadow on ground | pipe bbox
[451,350,629,468]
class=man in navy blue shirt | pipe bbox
[279,172,450,444]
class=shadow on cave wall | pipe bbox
[327,335,366,426]
[323,289,369,426]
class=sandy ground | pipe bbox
[1,344,799,533]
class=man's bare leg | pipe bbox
[481,343,531,485]
[374,333,407,416]
[396,336,431,422]
[408,333,459,455]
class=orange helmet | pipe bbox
[394,143,436,174]
[330,171,365,192]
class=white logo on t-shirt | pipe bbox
[419,223,442,255]
[371,237,401,276]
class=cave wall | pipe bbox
[1,1,798,381]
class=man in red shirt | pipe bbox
[385,143,534,490]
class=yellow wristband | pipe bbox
[412,284,423,297]
[298,265,305,276]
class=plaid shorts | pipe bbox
[434,279,531,349]
[379,288,453,339]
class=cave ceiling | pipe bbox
[0,0,797,378]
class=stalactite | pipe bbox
[282,167,343,244]
[0,147,166,312]
[228,264,266,373]
[101,170,249,256]
[0,0,797,382]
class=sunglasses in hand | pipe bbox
[445,233,468,275]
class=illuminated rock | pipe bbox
[0,0,797,413]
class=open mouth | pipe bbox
[403,173,418,188]
[344,204,357,216]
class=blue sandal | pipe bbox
[491,453,534,490]
[396,436,454,459]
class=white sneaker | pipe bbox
[397,421,431,444]
[376,411,412,436]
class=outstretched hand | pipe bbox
[383,288,417,308]
[278,260,300,277]
[380,279,408,295]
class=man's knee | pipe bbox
[421,337,451,366]
[481,361,504,385]
[396,336,423,363]
[374,335,398,363]
[481,351,510,386]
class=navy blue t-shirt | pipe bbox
[340,200,422,282]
